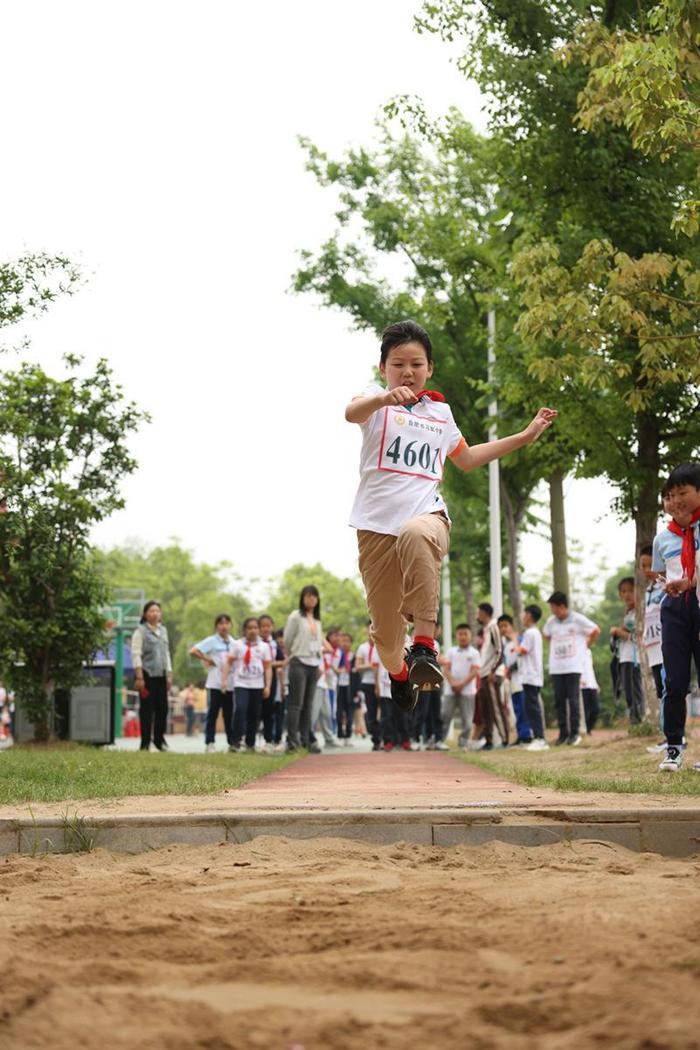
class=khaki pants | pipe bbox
[357,512,449,674]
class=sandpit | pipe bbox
[1,836,699,1049]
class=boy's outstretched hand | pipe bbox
[525,407,557,442]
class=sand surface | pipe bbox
[2,837,700,1049]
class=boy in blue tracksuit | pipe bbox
[652,463,700,772]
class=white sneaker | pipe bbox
[567,734,582,747]
[646,741,668,753]
[524,738,549,751]
[659,745,683,772]
[466,738,487,751]
[434,740,449,751]
[261,742,275,754]
[206,743,216,754]
[425,737,436,751]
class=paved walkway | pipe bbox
[3,745,699,823]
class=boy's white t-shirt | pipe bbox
[443,645,480,697]
[543,612,596,675]
[519,626,543,687]
[355,640,380,687]
[349,383,465,536]
[231,639,272,690]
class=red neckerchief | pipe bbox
[667,509,700,579]
[368,642,375,664]
[416,389,445,403]
[244,641,253,666]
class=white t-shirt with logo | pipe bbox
[232,639,272,690]
[443,645,480,697]
[519,627,543,687]
[349,383,465,536]
[355,640,380,687]
[543,612,596,675]
[333,649,353,687]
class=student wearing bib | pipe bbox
[345,320,557,714]
[543,593,600,746]
[653,463,700,772]
[283,585,329,753]
[190,614,236,753]
[259,615,286,753]
[226,618,272,752]
[639,545,665,703]
[611,577,645,724]
[355,632,381,750]
[499,614,532,745]
[441,623,480,748]
[333,632,355,744]
[518,605,548,752]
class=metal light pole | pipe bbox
[487,307,503,615]
[441,554,452,649]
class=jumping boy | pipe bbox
[653,463,700,772]
[345,319,556,712]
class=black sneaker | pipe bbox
[407,644,443,689]
[390,676,420,713]
[554,735,567,746]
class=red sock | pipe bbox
[389,661,409,682]
[413,635,436,651]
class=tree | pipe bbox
[418,0,700,561]
[561,0,700,234]
[264,563,369,641]
[96,541,253,685]
[0,253,81,352]
[0,356,146,739]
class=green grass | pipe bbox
[454,735,700,796]
[0,744,298,804]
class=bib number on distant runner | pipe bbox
[553,638,575,662]
[378,409,446,480]
[644,605,662,648]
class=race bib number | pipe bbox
[378,408,446,481]
[239,659,263,678]
[644,605,662,648]
[553,638,575,662]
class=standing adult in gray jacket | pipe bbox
[131,600,173,752]
[284,585,329,752]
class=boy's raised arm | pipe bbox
[450,408,557,473]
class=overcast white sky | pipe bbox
[1,0,634,601]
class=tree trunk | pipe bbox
[501,481,523,623]
[549,471,570,597]
[634,412,662,724]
